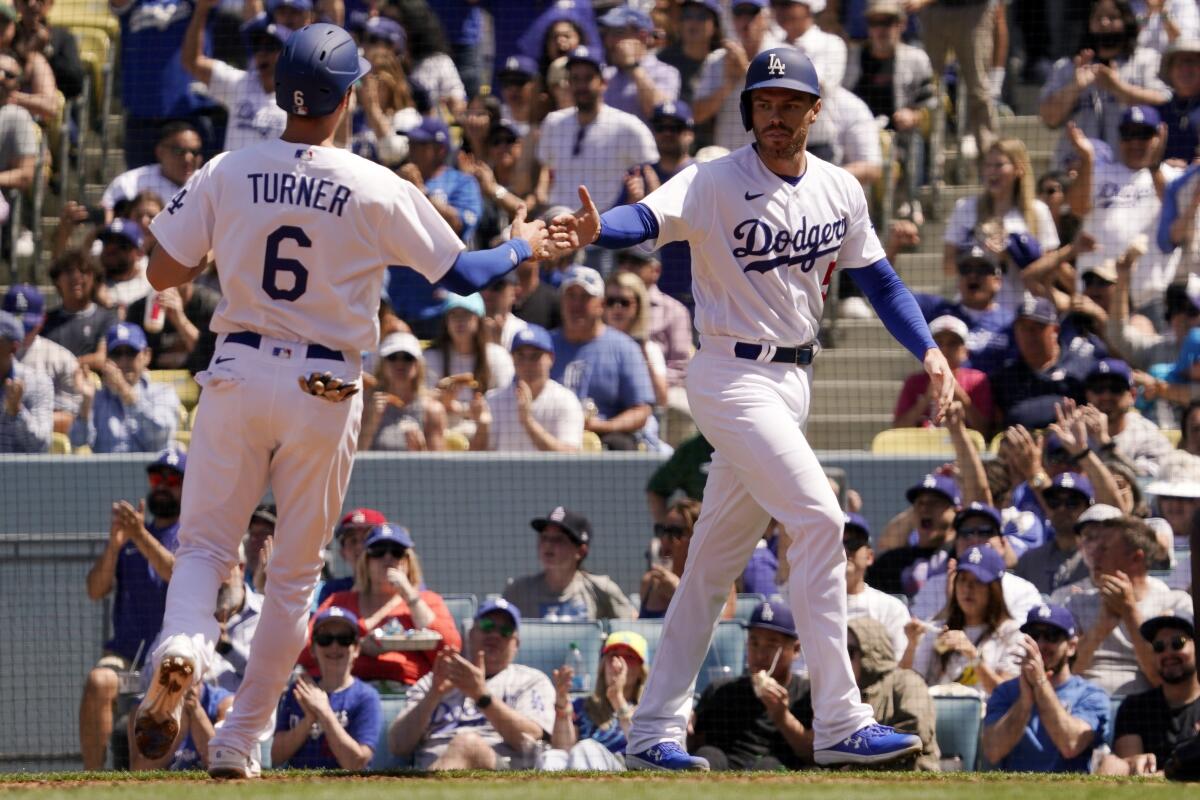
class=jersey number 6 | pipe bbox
[263,225,310,301]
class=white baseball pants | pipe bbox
[627,347,875,752]
[153,334,362,756]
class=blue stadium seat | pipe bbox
[733,593,766,623]
[933,695,982,772]
[512,620,606,686]
[369,693,413,771]
[697,620,746,693]
[441,593,478,640]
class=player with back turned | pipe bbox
[132,23,549,779]
[549,46,955,770]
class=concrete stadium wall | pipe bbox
[0,451,940,771]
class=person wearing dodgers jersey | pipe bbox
[133,23,550,779]
[550,45,955,770]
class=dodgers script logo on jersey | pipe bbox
[731,215,849,275]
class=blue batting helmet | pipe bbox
[739,46,821,131]
[275,23,370,117]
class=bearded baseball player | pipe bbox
[136,23,548,778]
[550,46,954,770]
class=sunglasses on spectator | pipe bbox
[866,16,899,27]
[1044,493,1088,510]
[1119,125,1155,141]
[654,523,687,539]
[109,346,139,359]
[1153,635,1191,654]
[476,617,515,638]
[367,543,408,559]
[314,631,357,647]
[499,74,532,88]
[957,525,998,540]
[1025,626,1069,644]
[385,352,417,364]
[148,470,184,489]
[1086,378,1128,395]
[653,122,687,135]
[1039,184,1063,196]
[605,296,633,309]
[166,145,203,158]
[957,263,997,278]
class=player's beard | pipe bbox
[147,488,180,520]
[754,123,808,161]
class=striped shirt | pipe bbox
[571,696,627,755]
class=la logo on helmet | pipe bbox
[767,53,786,76]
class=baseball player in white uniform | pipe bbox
[550,46,954,770]
[135,24,548,778]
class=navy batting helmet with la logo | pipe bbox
[739,46,821,131]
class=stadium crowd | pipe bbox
[0,0,1194,778]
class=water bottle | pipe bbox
[566,642,590,692]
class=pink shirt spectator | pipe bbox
[894,367,994,430]
[647,283,692,387]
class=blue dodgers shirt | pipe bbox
[984,675,1110,772]
[550,327,656,421]
[107,520,180,665]
[275,678,383,769]
[114,0,213,118]
[923,298,1015,377]
[168,683,233,770]
[425,168,483,246]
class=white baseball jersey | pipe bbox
[638,146,885,345]
[150,139,465,354]
[205,61,287,152]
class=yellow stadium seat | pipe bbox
[50,0,119,39]
[871,426,986,456]
[1164,428,1182,447]
[444,430,470,451]
[150,369,201,410]
[50,432,71,454]
[73,26,111,116]
[581,430,603,453]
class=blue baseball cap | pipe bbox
[147,446,187,475]
[497,54,538,80]
[749,599,797,639]
[844,511,872,538]
[511,324,554,355]
[442,292,485,317]
[682,0,722,15]
[1141,612,1196,641]
[565,45,606,73]
[0,310,23,342]
[313,605,361,635]
[267,0,313,13]
[733,0,769,8]
[1047,471,1095,503]
[3,284,43,333]
[1121,105,1161,131]
[364,523,415,550]
[1017,292,1058,325]
[363,16,405,54]
[240,13,291,46]
[99,219,144,250]
[953,502,1003,532]
[407,116,450,145]
[476,597,521,630]
[1006,232,1043,270]
[905,473,962,507]
[1086,358,1133,388]
[597,5,653,31]
[105,321,148,352]
[1021,603,1077,638]
[956,544,1005,584]
[652,100,694,128]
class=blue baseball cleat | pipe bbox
[626,741,711,771]
[813,723,922,766]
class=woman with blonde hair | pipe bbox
[359,331,446,451]
[304,524,461,689]
[603,271,668,406]
[353,18,422,167]
[942,139,1060,312]
[541,631,650,771]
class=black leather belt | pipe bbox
[732,342,815,365]
[226,331,345,362]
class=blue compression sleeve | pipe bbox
[595,203,660,249]
[1158,163,1200,254]
[438,239,533,295]
[848,258,937,362]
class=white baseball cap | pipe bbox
[1146,451,1200,499]
[379,332,423,360]
[929,315,969,342]
[1073,503,1123,532]
[561,265,605,297]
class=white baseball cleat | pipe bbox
[132,635,197,761]
[208,745,262,779]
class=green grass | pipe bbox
[0,771,1177,800]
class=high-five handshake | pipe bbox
[507,185,600,260]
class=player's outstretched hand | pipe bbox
[509,204,550,260]
[298,371,360,402]
[548,185,601,254]
[923,347,957,425]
